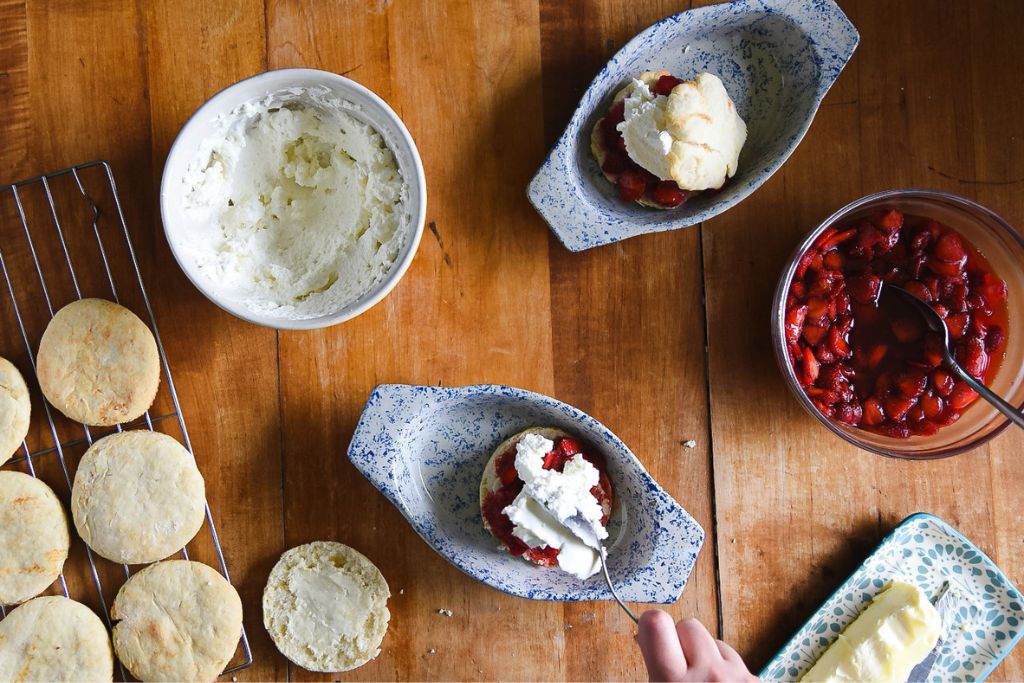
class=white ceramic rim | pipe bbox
[159,68,427,330]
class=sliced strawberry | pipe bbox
[874,422,911,439]
[883,394,917,422]
[862,398,885,426]
[650,181,688,207]
[874,208,904,231]
[801,347,820,386]
[847,274,882,305]
[949,381,979,410]
[835,401,863,425]
[928,256,967,278]
[817,228,857,251]
[828,324,851,358]
[933,231,966,262]
[896,371,928,398]
[944,313,970,340]
[617,169,646,202]
[785,305,808,344]
[985,325,1005,353]
[930,369,955,397]
[601,150,630,176]
[920,392,944,419]
[652,74,685,96]
[802,324,828,347]
[977,276,1008,306]
[557,438,581,457]
[903,280,933,303]
[823,250,845,271]
[957,338,989,379]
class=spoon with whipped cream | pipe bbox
[558,510,639,624]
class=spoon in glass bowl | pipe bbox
[882,283,1024,429]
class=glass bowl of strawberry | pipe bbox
[772,189,1024,458]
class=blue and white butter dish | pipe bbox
[528,0,859,251]
[347,383,704,603]
[762,513,1024,682]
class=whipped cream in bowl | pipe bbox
[161,69,426,329]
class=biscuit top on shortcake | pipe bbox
[615,70,747,192]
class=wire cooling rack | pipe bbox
[0,161,252,678]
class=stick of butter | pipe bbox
[802,581,941,683]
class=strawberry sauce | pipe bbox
[785,209,1008,438]
[482,436,613,566]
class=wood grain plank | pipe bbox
[142,2,285,680]
[538,1,720,681]
[266,1,567,679]
[704,0,1024,678]
[0,0,28,181]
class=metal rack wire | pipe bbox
[0,161,252,679]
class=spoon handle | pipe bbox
[600,548,639,625]
[951,362,1024,430]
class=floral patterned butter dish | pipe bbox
[762,513,1024,682]
[347,384,704,603]
[528,0,858,252]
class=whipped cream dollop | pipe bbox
[616,72,747,191]
[178,90,407,320]
[501,433,607,580]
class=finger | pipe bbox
[675,618,722,667]
[715,639,745,665]
[636,609,687,682]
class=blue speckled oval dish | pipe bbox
[761,513,1024,682]
[528,0,859,251]
[347,384,705,603]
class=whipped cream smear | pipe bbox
[178,88,408,320]
[502,433,608,580]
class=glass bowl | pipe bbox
[771,189,1024,459]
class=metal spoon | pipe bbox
[561,511,639,624]
[881,283,1024,429]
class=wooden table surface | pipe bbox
[2,0,1023,680]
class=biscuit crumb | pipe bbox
[437,608,453,617]
[564,623,573,631]
[428,648,436,655]
[231,678,237,682]
[682,439,697,449]
[399,588,404,595]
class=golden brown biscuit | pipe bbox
[111,560,242,683]
[71,431,206,564]
[0,471,70,605]
[0,596,114,682]
[0,357,31,464]
[36,298,159,427]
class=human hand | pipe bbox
[635,610,759,682]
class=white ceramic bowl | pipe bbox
[160,68,426,330]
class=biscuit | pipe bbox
[479,427,613,565]
[0,357,31,465]
[263,542,391,673]
[71,431,206,564]
[0,596,114,682]
[0,471,70,605]
[111,560,242,683]
[36,298,160,426]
